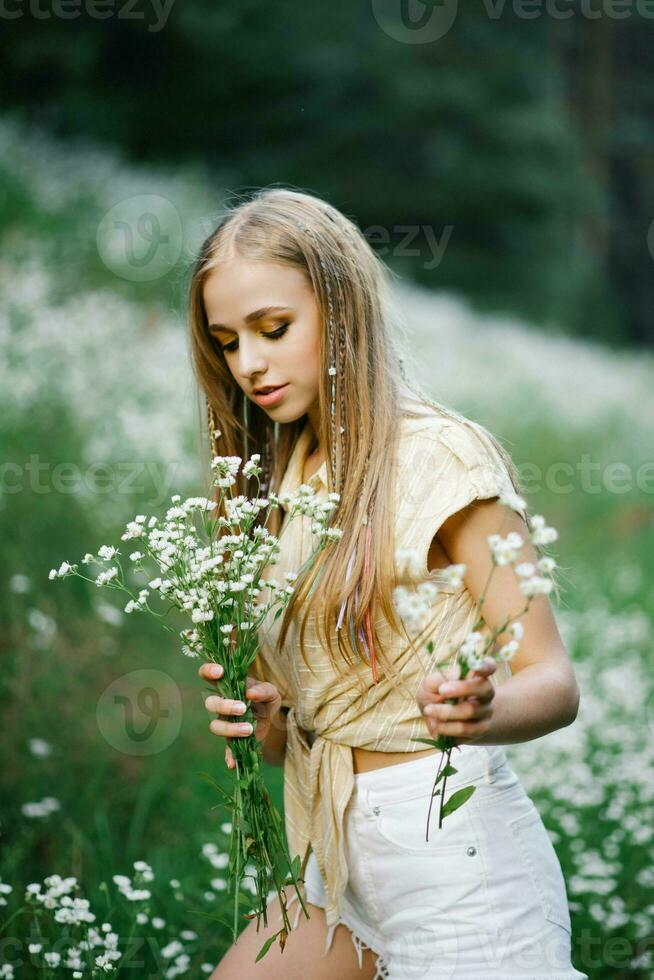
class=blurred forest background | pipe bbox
[1,1,654,347]
[1,3,653,978]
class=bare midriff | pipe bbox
[352,745,439,774]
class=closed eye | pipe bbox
[220,322,290,354]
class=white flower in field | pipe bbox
[537,555,557,574]
[28,943,42,953]
[21,796,60,818]
[201,966,215,974]
[0,880,12,907]
[509,621,524,641]
[133,860,154,881]
[519,576,553,597]
[417,581,439,602]
[9,573,30,593]
[221,822,232,834]
[203,891,216,901]
[95,600,123,626]
[515,562,536,578]
[529,514,558,546]
[207,851,229,870]
[192,608,214,623]
[499,490,527,512]
[219,624,234,635]
[180,930,197,941]
[44,952,61,967]
[121,521,146,540]
[26,609,57,649]
[461,631,484,659]
[95,951,117,970]
[28,737,52,758]
[498,639,520,661]
[136,911,148,924]
[95,567,118,586]
[54,895,95,925]
[112,874,131,888]
[395,548,418,576]
[127,889,151,902]
[152,916,166,929]
[124,599,141,614]
[81,554,95,564]
[488,532,523,566]
[0,964,15,978]
[170,878,181,888]
[98,545,118,560]
[49,560,74,579]
[162,940,184,959]
[148,578,162,590]
[441,563,466,588]
[210,878,228,891]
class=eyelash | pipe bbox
[220,322,290,354]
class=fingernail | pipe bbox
[234,702,246,712]
[439,684,455,694]
[239,723,253,734]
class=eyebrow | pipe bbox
[208,305,291,334]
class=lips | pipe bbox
[254,385,283,394]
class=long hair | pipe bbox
[187,187,528,696]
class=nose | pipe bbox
[235,335,268,384]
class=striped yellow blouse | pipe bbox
[253,398,525,948]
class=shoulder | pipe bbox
[398,403,516,498]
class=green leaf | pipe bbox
[195,770,234,805]
[186,908,235,931]
[409,736,440,748]
[441,785,476,819]
[434,764,458,786]
[256,930,282,962]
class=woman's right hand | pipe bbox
[198,662,283,770]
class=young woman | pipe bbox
[189,188,587,980]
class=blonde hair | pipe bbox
[187,187,530,696]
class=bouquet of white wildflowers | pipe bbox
[393,491,559,837]
[50,447,342,961]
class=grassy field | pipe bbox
[1,115,652,978]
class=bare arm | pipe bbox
[417,498,580,746]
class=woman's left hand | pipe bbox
[416,657,497,745]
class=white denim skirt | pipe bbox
[296,745,588,980]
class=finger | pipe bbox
[421,665,461,696]
[437,673,495,700]
[245,682,280,706]
[198,662,224,683]
[209,718,255,738]
[425,716,491,740]
[424,700,493,723]
[225,742,235,770]
[204,695,248,716]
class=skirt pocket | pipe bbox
[510,805,572,934]
[361,789,492,935]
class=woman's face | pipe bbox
[203,256,322,428]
